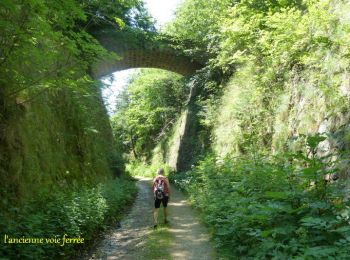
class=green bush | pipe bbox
[0,177,136,259]
[126,161,173,178]
[171,136,350,259]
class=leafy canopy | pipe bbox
[111,69,189,160]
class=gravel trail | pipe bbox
[88,177,216,260]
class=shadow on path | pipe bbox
[88,178,153,260]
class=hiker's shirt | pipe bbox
[152,175,170,197]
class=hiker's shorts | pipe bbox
[154,196,169,208]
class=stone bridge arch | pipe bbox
[91,29,203,78]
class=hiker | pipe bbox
[152,168,170,228]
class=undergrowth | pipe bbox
[170,135,350,259]
[0,177,137,259]
[126,161,173,178]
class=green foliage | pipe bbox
[0,0,154,105]
[179,0,350,157]
[163,1,350,258]
[1,1,101,102]
[165,0,232,58]
[0,0,155,204]
[0,81,122,209]
[111,69,189,160]
[0,177,136,259]
[171,136,350,258]
[81,0,155,31]
[0,1,152,258]
[126,161,173,178]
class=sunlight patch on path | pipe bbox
[168,184,216,260]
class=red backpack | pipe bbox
[154,177,166,199]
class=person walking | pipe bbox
[152,168,170,229]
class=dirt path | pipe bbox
[167,183,216,260]
[88,177,216,260]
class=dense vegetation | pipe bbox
[0,0,153,258]
[168,0,350,258]
[171,136,350,258]
[112,0,350,258]
[2,0,350,258]
[0,178,136,259]
[111,69,189,164]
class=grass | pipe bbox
[143,208,173,259]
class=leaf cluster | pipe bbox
[0,177,136,259]
[171,135,350,258]
[0,0,154,113]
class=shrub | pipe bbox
[0,177,136,259]
[171,136,350,259]
[126,161,173,178]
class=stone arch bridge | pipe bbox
[91,28,203,172]
[91,29,203,78]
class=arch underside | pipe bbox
[91,29,203,78]
[92,50,201,78]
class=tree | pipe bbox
[111,69,188,160]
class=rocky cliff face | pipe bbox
[0,85,118,206]
[160,67,350,174]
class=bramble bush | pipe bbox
[0,177,136,259]
[170,135,350,259]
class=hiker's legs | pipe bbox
[163,207,168,222]
[153,208,159,225]
[154,198,161,226]
[163,196,169,223]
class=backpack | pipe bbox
[154,178,165,200]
